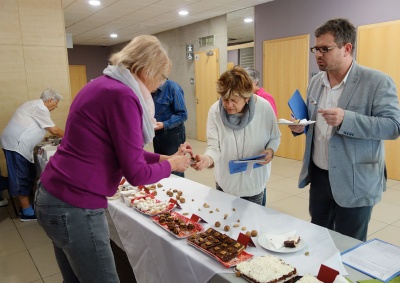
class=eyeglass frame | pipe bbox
[310,45,339,54]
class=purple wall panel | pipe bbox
[67,45,112,81]
[254,0,400,85]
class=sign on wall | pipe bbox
[187,44,194,60]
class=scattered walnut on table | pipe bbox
[179,197,185,203]
[215,221,221,227]
[233,224,239,228]
[245,231,251,237]
[241,226,246,231]
[224,225,230,232]
[232,208,236,211]
[223,214,228,220]
[157,183,163,188]
[251,230,258,237]
[305,251,310,256]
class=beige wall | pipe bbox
[155,15,228,139]
[0,0,70,173]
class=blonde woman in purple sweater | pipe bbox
[35,35,192,282]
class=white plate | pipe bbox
[257,234,306,253]
[277,118,316,126]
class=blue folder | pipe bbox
[228,154,266,174]
[288,89,308,120]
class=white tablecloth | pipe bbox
[107,177,347,283]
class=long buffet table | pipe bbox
[106,177,373,283]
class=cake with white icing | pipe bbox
[235,255,297,283]
[296,274,323,283]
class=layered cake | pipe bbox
[188,227,245,262]
[296,275,323,283]
[235,255,297,283]
[283,236,301,248]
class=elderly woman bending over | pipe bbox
[192,66,280,205]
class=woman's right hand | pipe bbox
[168,155,191,173]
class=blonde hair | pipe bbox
[109,35,171,85]
[217,66,254,99]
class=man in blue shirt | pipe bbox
[152,79,188,177]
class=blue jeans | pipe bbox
[3,149,36,197]
[153,124,185,177]
[309,162,372,241]
[216,183,265,205]
[35,182,120,283]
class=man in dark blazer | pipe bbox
[290,18,400,241]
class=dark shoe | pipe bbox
[20,211,37,222]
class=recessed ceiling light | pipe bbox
[179,10,189,16]
[89,0,100,6]
[110,33,118,38]
[244,18,253,23]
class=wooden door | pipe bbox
[194,49,220,141]
[263,35,309,160]
[357,20,400,180]
[69,65,87,102]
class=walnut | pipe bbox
[157,183,163,188]
[179,197,185,203]
[177,190,183,196]
[223,214,228,220]
[305,251,310,256]
[216,208,220,212]
[233,208,236,211]
[224,225,230,232]
[209,210,213,213]
[215,221,221,227]
[246,231,251,237]
[233,224,239,228]
[251,230,258,237]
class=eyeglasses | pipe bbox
[310,45,338,54]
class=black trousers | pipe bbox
[153,124,185,177]
[309,162,372,241]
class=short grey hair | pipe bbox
[40,88,63,102]
[245,67,260,84]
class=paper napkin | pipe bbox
[265,230,297,249]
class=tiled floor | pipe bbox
[1,138,400,282]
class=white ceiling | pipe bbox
[62,0,275,46]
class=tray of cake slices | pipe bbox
[187,227,253,268]
[152,212,204,239]
[234,255,298,283]
[131,194,176,216]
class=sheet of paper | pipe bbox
[341,238,400,282]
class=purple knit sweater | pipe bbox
[40,76,171,209]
